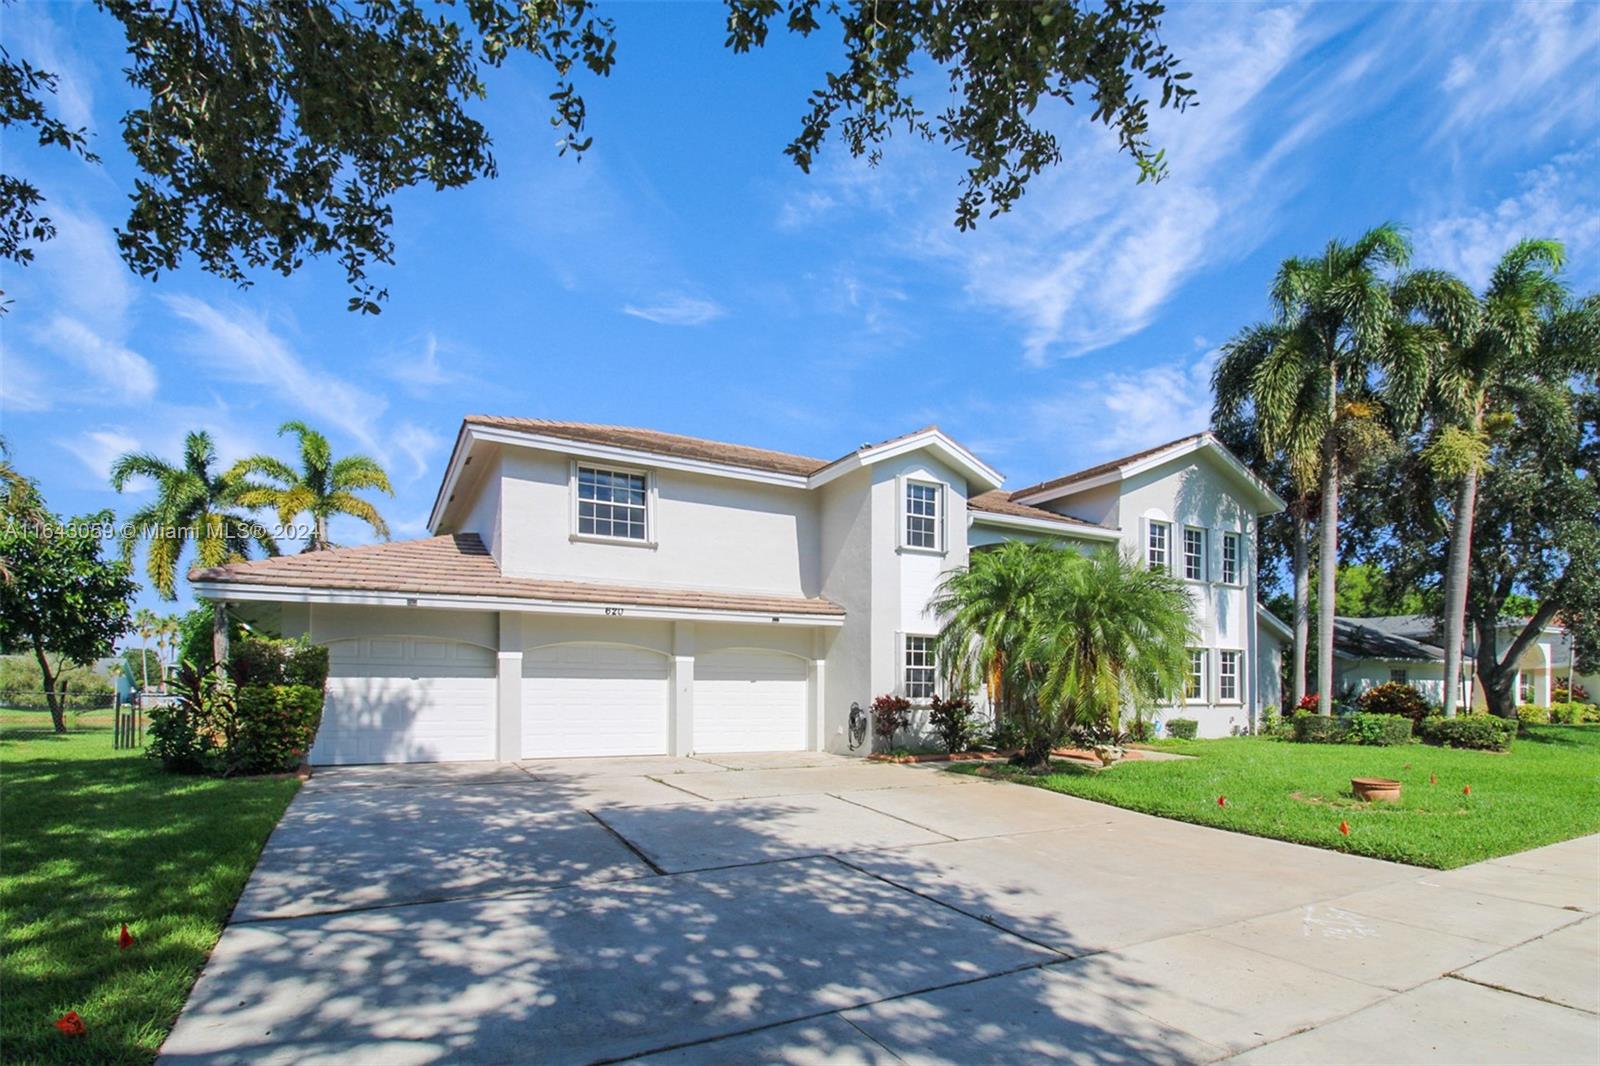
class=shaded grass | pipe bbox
[1,727,298,1063]
[950,725,1600,869]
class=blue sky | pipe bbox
[2,1,1597,620]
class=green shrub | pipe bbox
[231,636,330,689]
[1514,704,1551,725]
[1417,714,1516,751]
[147,669,232,774]
[1164,717,1198,740]
[1344,712,1413,746]
[231,684,324,774]
[1291,713,1345,743]
[928,693,980,753]
[1549,701,1600,724]
[1357,681,1430,724]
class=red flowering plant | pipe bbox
[870,693,912,751]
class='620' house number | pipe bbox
[604,607,625,616]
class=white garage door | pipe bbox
[522,644,670,758]
[693,649,809,753]
[312,637,497,765]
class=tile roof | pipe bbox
[1333,616,1453,662]
[1010,433,1211,500]
[465,416,829,477]
[189,534,845,617]
[966,490,1117,531]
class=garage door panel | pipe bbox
[694,649,808,754]
[523,644,669,758]
[311,637,496,765]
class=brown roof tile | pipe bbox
[1010,432,1212,500]
[465,416,830,477]
[189,534,845,617]
[967,490,1117,531]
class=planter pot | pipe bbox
[1351,777,1402,803]
[1092,745,1124,767]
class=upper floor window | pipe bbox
[1183,527,1205,581]
[1218,650,1240,702]
[904,635,936,700]
[1148,521,1171,571]
[576,466,648,541]
[905,481,942,551]
[1185,648,1206,702]
[1221,532,1241,585]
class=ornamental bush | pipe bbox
[1515,704,1551,725]
[231,636,330,689]
[1357,681,1430,724]
[231,684,324,774]
[1549,701,1600,724]
[1416,714,1516,752]
[1291,712,1344,743]
[870,693,912,750]
[1164,717,1198,740]
[1343,712,1413,746]
[928,693,979,753]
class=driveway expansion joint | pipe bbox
[584,808,668,876]
[1445,971,1600,1016]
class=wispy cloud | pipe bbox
[56,428,142,486]
[163,295,388,450]
[42,316,158,403]
[1434,2,1600,144]
[389,421,445,483]
[621,293,726,326]
[1417,149,1600,291]
[384,333,469,395]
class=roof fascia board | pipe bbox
[1014,437,1286,513]
[1256,605,1293,640]
[809,431,1003,491]
[191,581,845,627]
[966,510,1122,541]
[426,422,474,532]
[1012,469,1120,505]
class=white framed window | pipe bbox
[1389,668,1409,686]
[904,481,943,551]
[1221,532,1241,585]
[1148,521,1171,571]
[1185,648,1206,702]
[1518,672,1534,704]
[903,635,936,701]
[1183,527,1205,581]
[1218,650,1240,702]
[575,464,649,542]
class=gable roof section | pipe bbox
[966,490,1121,540]
[1333,615,1458,663]
[1010,432,1286,514]
[464,417,828,477]
[1257,606,1293,642]
[807,425,1004,492]
[189,534,845,621]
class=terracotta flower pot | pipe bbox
[1352,777,1402,803]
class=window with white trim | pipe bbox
[1389,668,1408,685]
[905,481,942,550]
[1183,527,1205,581]
[904,635,936,700]
[1222,532,1241,585]
[576,466,648,541]
[1186,649,1206,702]
[1518,672,1534,704]
[1148,521,1171,571]
[1218,650,1240,702]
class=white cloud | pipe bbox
[0,354,54,412]
[1417,150,1600,291]
[390,421,445,483]
[621,294,726,326]
[56,428,142,486]
[1433,2,1600,143]
[385,333,466,394]
[163,295,388,449]
[42,315,158,403]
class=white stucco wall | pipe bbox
[489,448,821,597]
[460,453,504,564]
[817,468,875,753]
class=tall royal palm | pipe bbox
[131,606,159,692]
[1416,241,1569,716]
[1227,224,1434,711]
[111,430,280,600]
[232,421,393,551]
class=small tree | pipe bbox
[870,694,912,752]
[0,509,137,732]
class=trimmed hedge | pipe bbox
[1416,714,1516,752]
[1550,701,1600,724]
[1164,718,1198,740]
[1291,712,1411,746]
[232,684,324,774]
[1356,681,1430,724]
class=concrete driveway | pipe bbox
[162,753,1600,1064]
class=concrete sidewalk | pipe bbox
[161,754,1600,1064]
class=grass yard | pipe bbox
[951,725,1600,869]
[1,724,299,1063]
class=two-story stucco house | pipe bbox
[190,418,1286,764]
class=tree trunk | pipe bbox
[1317,437,1340,715]
[1472,599,1562,718]
[316,513,328,551]
[30,640,66,734]
[1440,457,1480,719]
[140,634,150,693]
[212,601,230,671]
[1292,505,1310,707]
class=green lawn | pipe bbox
[951,725,1600,869]
[1,725,299,1063]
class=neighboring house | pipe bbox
[190,420,1286,764]
[1256,608,1291,717]
[1334,614,1592,709]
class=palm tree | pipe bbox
[155,613,182,692]
[232,421,393,551]
[111,431,279,599]
[1411,241,1567,716]
[0,436,48,585]
[131,607,158,693]
[931,542,1192,766]
[1229,224,1438,712]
